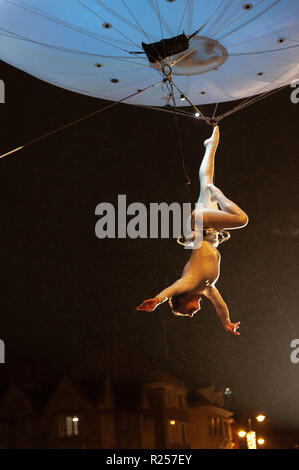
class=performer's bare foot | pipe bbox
[136,298,160,311]
[204,125,219,148]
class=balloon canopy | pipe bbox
[1,0,299,107]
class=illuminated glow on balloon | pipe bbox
[0,0,299,107]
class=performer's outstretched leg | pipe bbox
[197,126,219,211]
[191,126,219,235]
[191,125,248,232]
[203,184,249,230]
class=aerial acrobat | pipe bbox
[136,126,248,335]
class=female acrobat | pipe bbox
[136,126,248,336]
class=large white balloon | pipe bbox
[1,0,299,106]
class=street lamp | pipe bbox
[256,415,265,423]
[238,414,266,449]
[246,431,257,449]
[257,438,265,446]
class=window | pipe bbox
[215,417,222,437]
[180,423,188,445]
[168,420,177,443]
[208,416,215,436]
[208,416,229,439]
[223,420,229,439]
[220,418,224,437]
[168,421,188,445]
[58,415,79,437]
[178,394,185,410]
[210,417,226,438]
[167,390,173,406]
[166,389,178,407]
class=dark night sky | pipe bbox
[0,61,299,431]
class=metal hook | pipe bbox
[162,63,173,82]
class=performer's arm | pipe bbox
[155,277,195,303]
[203,286,240,335]
[136,276,194,311]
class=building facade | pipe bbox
[0,372,235,449]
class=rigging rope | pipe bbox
[75,0,143,51]
[169,80,191,190]
[216,0,279,41]
[0,27,150,67]
[0,79,165,159]
[171,81,211,124]
[3,0,134,55]
[163,69,193,219]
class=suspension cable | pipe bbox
[165,69,192,200]
[0,79,165,159]
[170,81,212,124]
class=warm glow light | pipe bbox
[257,438,265,445]
[194,112,200,118]
[238,430,246,438]
[256,415,265,422]
[72,417,79,422]
[169,420,176,426]
[246,430,257,449]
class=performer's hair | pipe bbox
[168,296,183,316]
[169,294,201,317]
